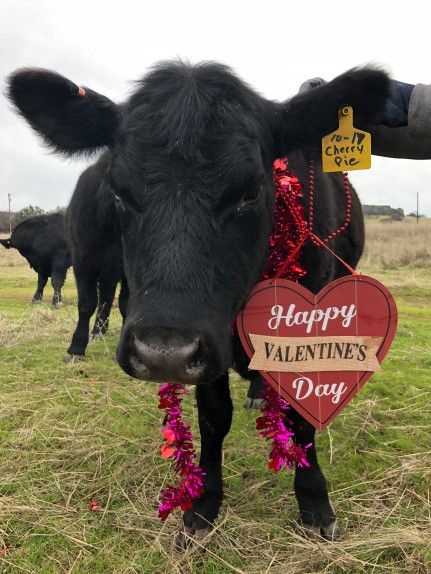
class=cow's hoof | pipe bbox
[321,520,341,541]
[174,526,210,553]
[243,397,265,410]
[53,301,63,309]
[63,354,85,364]
[174,525,194,552]
[90,332,103,341]
[31,298,43,304]
[302,524,321,539]
[302,520,341,541]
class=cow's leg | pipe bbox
[176,372,232,551]
[231,331,265,410]
[244,374,265,410]
[51,264,68,308]
[91,275,117,338]
[32,273,48,303]
[290,408,340,540]
[64,267,98,362]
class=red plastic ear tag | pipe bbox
[236,275,397,430]
[0,546,12,558]
[77,87,86,97]
[89,501,101,511]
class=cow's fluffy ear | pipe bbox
[7,68,119,156]
[0,238,11,249]
[276,67,392,153]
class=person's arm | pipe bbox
[371,83,431,159]
[299,77,431,159]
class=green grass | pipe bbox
[0,250,430,573]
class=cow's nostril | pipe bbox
[129,355,150,377]
[134,336,200,364]
[131,333,203,382]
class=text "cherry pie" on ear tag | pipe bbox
[322,106,371,172]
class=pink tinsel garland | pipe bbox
[158,383,205,521]
[256,382,310,472]
[158,157,311,520]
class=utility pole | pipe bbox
[7,193,12,234]
[416,191,419,224]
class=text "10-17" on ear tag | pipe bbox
[322,106,371,172]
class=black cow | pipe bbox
[8,61,390,545]
[63,158,127,362]
[0,213,71,307]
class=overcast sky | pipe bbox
[1,0,430,216]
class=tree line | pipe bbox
[362,205,424,221]
[0,205,65,233]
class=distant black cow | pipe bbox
[0,213,71,307]
[64,158,127,361]
[8,61,390,545]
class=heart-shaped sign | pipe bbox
[236,275,397,430]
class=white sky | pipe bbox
[1,0,430,215]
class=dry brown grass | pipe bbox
[361,218,431,270]
[0,235,24,268]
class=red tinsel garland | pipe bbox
[262,158,308,281]
[257,157,311,473]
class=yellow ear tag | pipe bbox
[322,106,371,172]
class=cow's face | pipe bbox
[110,69,276,383]
[8,62,391,384]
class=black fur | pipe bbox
[64,154,126,358]
[1,213,71,306]
[8,60,388,540]
[279,66,392,151]
[7,68,119,155]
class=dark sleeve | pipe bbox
[371,83,431,159]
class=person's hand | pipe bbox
[381,80,414,127]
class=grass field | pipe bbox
[0,220,430,573]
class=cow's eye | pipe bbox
[241,184,262,205]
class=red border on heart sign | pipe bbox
[236,275,398,430]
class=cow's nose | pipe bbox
[129,329,205,383]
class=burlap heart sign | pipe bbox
[236,275,397,430]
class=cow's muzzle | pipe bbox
[117,326,208,384]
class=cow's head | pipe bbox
[8,62,390,384]
[0,238,12,249]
